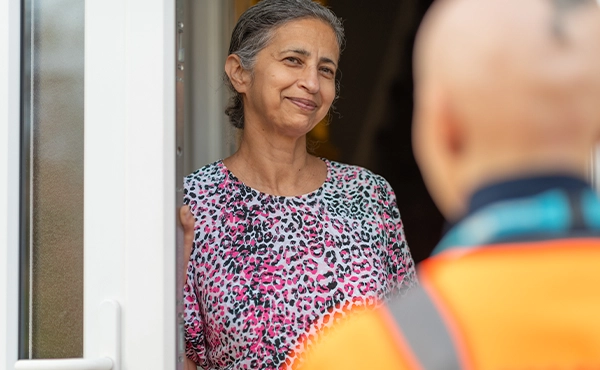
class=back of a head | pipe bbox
[412,0,600,219]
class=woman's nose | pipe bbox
[298,66,320,94]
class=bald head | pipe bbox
[412,0,600,220]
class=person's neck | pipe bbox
[223,128,326,196]
[464,151,590,194]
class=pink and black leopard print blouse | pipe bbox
[183,159,417,369]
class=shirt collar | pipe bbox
[443,175,591,234]
[434,175,597,256]
[467,175,591,216]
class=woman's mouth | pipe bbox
[287,97,317,111]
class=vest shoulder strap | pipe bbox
[387,285,462,370]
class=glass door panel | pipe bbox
[20,0,85,359]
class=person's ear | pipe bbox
[224,54,250,94]
[414,85,464,165]
[438,94,464,159]
[413,84,467,220]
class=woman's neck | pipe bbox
[223,129,327,196]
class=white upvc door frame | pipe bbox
[1,0,179,369]
[85,0,178,369]
[1,0,22,368]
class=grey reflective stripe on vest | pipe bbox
[387,286,462,370]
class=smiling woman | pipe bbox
[181,1,418,369]
[225,18,338,153]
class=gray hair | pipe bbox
[224,0,345,129]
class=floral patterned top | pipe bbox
[183,159,417,370]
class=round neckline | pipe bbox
[218,158,332,199]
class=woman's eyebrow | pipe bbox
[281,48,338,68]
[281,48,310,57]
[320,57,337,68]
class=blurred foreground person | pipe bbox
[298,0,600,368]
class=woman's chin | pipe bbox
[269,119,319,139]
[278,126,318,140]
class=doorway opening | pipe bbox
[319,0,442,262]
[184,0,443,263]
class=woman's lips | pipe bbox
[288,97,317,111]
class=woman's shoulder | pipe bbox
[184,160,227,189]
[324,159,398,205]
[325,159,390,188]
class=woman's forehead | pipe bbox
[268,18,340,59]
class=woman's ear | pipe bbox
[225,54,249,94]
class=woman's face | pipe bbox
[242,18,339,138]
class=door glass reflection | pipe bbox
[20,0,85,359]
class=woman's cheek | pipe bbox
[322,81,336,106]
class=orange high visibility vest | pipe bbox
[298,187,600,369]
[298,238,600,370]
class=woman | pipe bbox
[182,1,417,369]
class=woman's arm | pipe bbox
[181,206,198,370]
[180,205,194,277]
[179,193,208,367]
[184,357,198,370]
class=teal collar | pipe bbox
[433,188,600,256]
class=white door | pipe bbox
[1,0,185,369]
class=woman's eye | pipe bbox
[285,57,301,64]
[320,67,335,77]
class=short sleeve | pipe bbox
[376,177,418,297]
[182,177,208,367]
[183,174,195,208]
[183,265,207,367]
